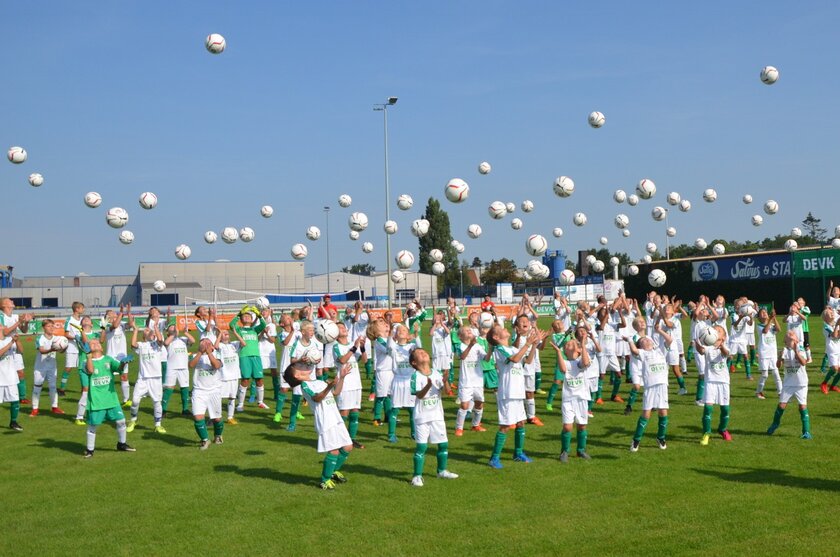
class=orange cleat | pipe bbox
[611,396,625,403]
[373,419,383,427]
[527,417,545,426]
[20,398,31,405]
[595,398,604,405]
[455,428,464,437]
[29,409,39,417]
[471,425,487,432]
[821,383,829,394]
[51,407,65,415]
[721,430,733,441]
[368,392,376,402]
[831,386,840,393]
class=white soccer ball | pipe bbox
[348,212,369,232]
[559,269,576,286]
[488,201,507,220]
[205,33,226,54]
[646,242,657,254]
[835,225,840,238]
[679,199,692,212]
[174,244,191,260]
[153,280,166,292]
[479,312,495,329]
[397,194,414,210]
[221,227,238,244]
[349,230,359,241]
[291,243,308,260]
[627,194,640,206]
[743,194,753,205]
[395,250,415,269]
[622,229,631,238]
[592,260,605,273]
[833,239,840,250]
[636,179,656,200]
[452,241,465,254]
[740,302,757,317]
[7,146,26,164]
[431,262,446,275]
[666,192,681,206]
[314,320,339,344]
[712,243,726,255]
[648,269,667,287]
[118,230,134,245]
[105,207,129,229]
[239,227,255,242]
[302,346,323,365]
[467,224,482,239]
[510,218,523,230]
[84,192,102,208]
[703,188,717,202]
[51,336,69,351]
[585,254,597,266]
[28,173,44,187]
[752,215,764,227]
[260,205,274,218]
[600,236,609,246]
[505,202,516,213]
[444,178,470,203]
[521,200,535,213]
[666,227,677,238]
[614,214,630,229]
[784,239,798,252]
[534,264,551,280]
[526,259,542,276]
[553,176,575,198]
[573,212,587,227]
[764,200,779,215]
[429,249,443,262]
[306,226,321,241]
[609,256,620,267]
[391,270,405,283]
[651,206,667,222]
[204,231,218,244]
[588,111,605,128]
[701,327,719,346]
[760,65,779,85]
[338,194,352,208]
[478,161,492,175]
[614,189,627,203]
[138,192,158,210]
[410,219,430,238]
[360,241,374,254]
[254,296,270,310]
[695,238,708,250]
[525,234,548,256]
[383,220,398,235]
[627,264,639,276]
[642,254,653,264]
[790,227,802,239]
[552,227,563,238]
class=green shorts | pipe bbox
[483,368,498,389]
[240,356,264,380]
[161,362,168,382]
[78,370,90,389]
[554,367,566,381]
[86,406,125,426]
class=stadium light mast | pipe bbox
[664,209,671,260]
[374,96,398,309]
[324,206,331,295]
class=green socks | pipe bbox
[365,361,372,380]
[657,415,668,440]
[180,387,190,412]
[213,420,224,437]
[824,370,836,386]
[10,401,19,422]
[373,397,384,421]
[610,371,621,399]
[413,443,428,475]
[744,360,752,379]
[576,429,588,454]
[676,375,686,390]
[513,426,525,457]
[162,388,173,412]
[634,417,649,442]
[320,453,338,483]
[388,407,399,437]
[695,377,705,402]
[535,372,542,391]
[271,375,280,401]
[772,405,784,428]
[596,378,603,400]
[561,429,572,453]
[749,347,756,364]
[588,392,597,411]
[702,405,713,434]
[437,442,449,472]
[348,411,360,440]
[409,409,416,439]
[60,371,69,389]
[276,392,286,415]
[832,373,840,388]
[491,431,507,458]
[718,405,730,433]
[335,447,350,471]
[18,379,27,399]
[628,388,639,407]
[820,355,828,374]
[547,383,560,405]
[800,408,811,435]
[288,394,302,427]
[194,420,209,441]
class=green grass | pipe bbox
[4,317,840,556]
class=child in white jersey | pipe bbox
[285,321,323,432]
[622,317,647,415]
[767,332,812,439]
[596,304,627,404]
[31,319,65,416]
[216,328,246,424]
[557,337,593,462]
[162,321,194,416]
[454,327,487,436]
[258,307,278,403]
[275,313,301,423]
[333,323,367,449]
[694,325,732,445]
[626,335,670,451]
[430,311,452,379]
[387,325,417,443]
[511,315,545,426]
[127,321,166,433]
[102,305,131,406]
[755,307,782,399]
[189,339,224,449]
[370,318,394,428]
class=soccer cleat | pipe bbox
[319,479,336,490]
[181,409,192,416]
[559,451,569,463]
[471,424,487,432]
[630,440,640,452]
[677,388,688,395]
[756,392,766,400]
[387,434,398,443]
[746,376,754,381]
[227,417,239,425]
[832,386,840,393]
[75,419,86,426]
[368,392,376,401]
[587,411,594,418]
[272,413,281,423]
[437,470,459,479]
[801,432,813,440]
[352,440,365,449]
[535,389,546,395]
[694,400,705,407]
[488,457,503,469]
[257,402,270,409]
[527,417,545,426]
[611,395,625,403]
[332,471,348,483]
[20,398,31,405]
[286,424,296,432]
[513,453,533,463]
[657,438,667,450]
[577,451,591,460]
[29,409,39,417]
[51,406,65,415]
[9,421,23,431]
[766,424,778,435]
[235,406,244,413]
[125,420,136,433]
[373,419,383,427]
[624,405,632,416]
[595,398,604,405]
[123,400,132,408]
[700,434,710,446]
[545,403,553,412]
[116,442,136,452]
[214,435,223,445]
[57,388,66,396]
[721,430,733,441]
[154,425,167,434]
[296,412,305,420]
[83,449,94,458]
[820,383,829,394]
[410,475,424,487]
[248,395,256,404]
[199,439,210,450]
[455,428,464,437]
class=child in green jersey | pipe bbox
[83,340,134,457]
[232,305,268,411]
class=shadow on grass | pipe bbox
[142,431,192,447]
[244,450,266,456]
[691,466,840,493]
[214,464,312,486]
[340,462,406,483]
[36,437,84,454]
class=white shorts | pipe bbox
[260,352,277,370]
[827,352,840,368]
[375,370,394,398]
[164,367,189,388]
[616,341,629,357]
[745,330,756,345]
[780,385,808,405]
[337,388,362,411]
[133,377,163,403]
[33,368,57,386]
[524,374,536,392]
[14,353,23,370]
[600,355,621,373]
[64,350,79,369]
[586,377,599,393]
[415,419,448,444]
[390,376,415,408]
[665,349,679,366]
[498,398,526,426]
[629,358,643,385]
[694,351,707,376]
[759,358,778,372]
[728,340,748,355]
[674,339,685,354]
[432,355,451,373]
[703,382,730,406]
[0,385,19,403]
[318,422,352,453]
[220,379,239,399]
[321,348,335,369]
[561,397,589,425]
[192,389,222,419]
[457,385,484,403]
[642,383,669,411]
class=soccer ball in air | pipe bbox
[651,206,667,222]
[627,194,640,206]
[646,242,657,254]
[429,249,443,262]
[348,212,369,232]
[395,250,415,269]
[648,269,667,287]
[338,194,352,208]
[521,200,534,213]
[349,231,359,241]
[600,237,609,245]
[703,188,717,202]
[153,280,166,292]
[636,179,656,200]
[362,242,373,253]
[614,189,627,203]
[467,224,482,239]
[222,227,238,243]
[119,230,134,245]
[760,66,779,85]
[764,200,779,215]
[383,220,398,235]
[105,207,129,229]
[478,161,492,175]
[559,269,575,286]
[614,214,630,229]
[174,244,191,260]
[588,111,605,128]
[627,265,639,276]
[7,146,26,164]
[139,192,158,210]
[701,327,719,346]
[488,201,507,220]
[306,226,321,241]
[391,270,405,283]
[592,260,605,273]
[256,297,270,310]
[553,227,563,238]
[205,33,226,54]
[204,231,218,244]
[261,205,274,218]
[397,194,413,210]
[679,200,691,212]
[28,173,43,187]
[752,215,763,227]
[510,218,523,230]
[445,178,470,203]
[712,243,725,255]
[525,234,548,256]
[84,192,102,208]
[553,176,575,198]
[695,238,707,250]
[410,219,430,238]
[573,213,587,227]
[314,320,339,344]
[291,243,308,260]
[743,195,753,205]
[784,239,798,252]
[431,262,445,275]
[666,192,681,206]
[790,227,802,239]
[239,227,255,242]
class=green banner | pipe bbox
[793,249,840,278]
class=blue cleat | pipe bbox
[767,424,778,435]
[387,435,398,443]
[488,457,503,469]
[801,432,813,440]
[513,453,533,463]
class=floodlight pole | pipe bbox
[374,97,398,309]
[324,206,331,295]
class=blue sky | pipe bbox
[2,1,839,279]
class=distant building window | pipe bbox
[41,297,58,308]
[10,297,32,309]
[151,294,179,306]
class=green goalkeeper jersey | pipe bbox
[87,355,121,411]
[800,306,811,333]
[231,316,266,358]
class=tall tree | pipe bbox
[802,212,828,243]
[471,256,482,267]
[418,197,459,291]
[341,263,375,275]
[482,258,519,285]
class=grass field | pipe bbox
[4,316,840,556]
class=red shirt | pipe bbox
[318,302,338,319]
[480,300,495,311]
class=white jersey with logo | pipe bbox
[166,336,190,369]
[104,323,128,359]
[412,370,445,424]
[457,342,486,389]
[494,345,526,400]
[34,334,58,373]
[64,315,82,355]
[136,341,164,379]
[195,319,217,343]
[639,349,669,388]
[193,352,222,391]
[259,322,277,358]
[0,337,16,386]
[704,347,729,384]
[781,348,808,388]
[301,379,343,434]
[562,359,590,401]
[758,324,779,360]
[333,343,363,392]
[824,322,840,357]
[219,341,241,382]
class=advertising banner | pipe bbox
[692,253,791,282]
[792,249,840,278]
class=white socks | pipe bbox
[472,408,484,427]
[456,408,467,430]
[153,401,162,426]
[121,380,130,403]
[227,398,236,419]
[32,384,43,410]
[257,386,265,404]
[87,425,97,450]
[526,398,536,419]
[679,356,687,374]
[76,391,88,420]
[116,420,127,443]
[236,385,247,407]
